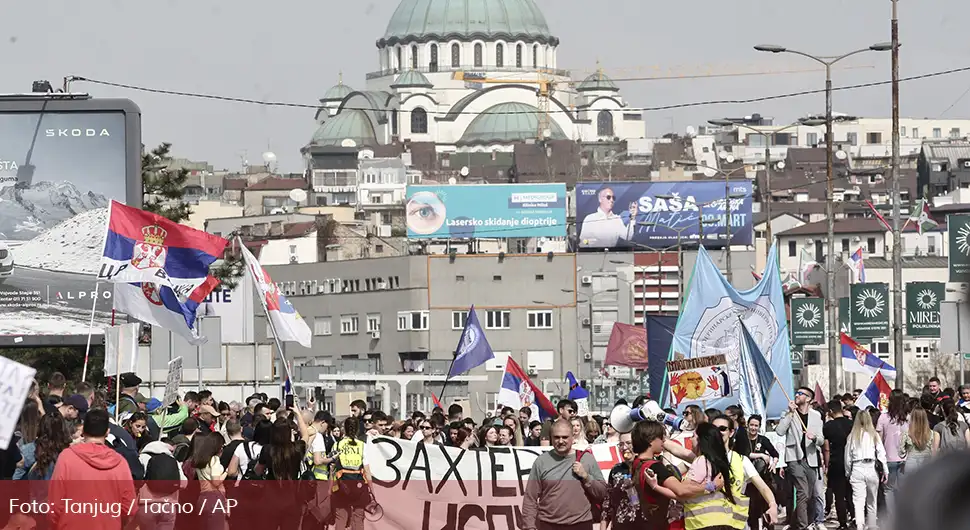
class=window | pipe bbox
[841,238,849,254]
[451,43,460,67]
[474,43,483,67]
[870,341,891,360]
[912,127,919,138]
[455,275,465,281]
[597,110,614,137]
[375,244,384,253]
[493,275,502,281]
[411,108,428,134]
[429,43,438,72]
[313,317,332,336]
[806,132,818,146]
[867,237,876,254]
[535,274,544,281]
[410,44,418,69]
[846,132,858,145]
[396,47,402,70]
[914,345,930,360]
[391,109,398,135]
[527,350,554,371]
[516,43,523,67]
[486,310,511,329]
[928,236,937,254]
[485,351,511,372]
[866,132,882,144]
[496,43,504,67]
[451,311,468,330]
[951,128,962,138]
[381,211,392,225]
[527,310,553,329]
[366,313,381,333]
[340,315,359,334]
[933,128,942,138]
[533,44,539,66]
[788,240,797,257]
[397,310,429,331]
[900,126,906,137]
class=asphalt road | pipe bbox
[0,265,113,313]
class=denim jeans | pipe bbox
[885,461,904,517]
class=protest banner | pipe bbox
[666,354,731,406]
[365,436,621,530]
[163,356,183,406]
[0,356,37,450]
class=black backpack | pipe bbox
[145,453,181,495]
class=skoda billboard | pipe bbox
[0,96,141,346]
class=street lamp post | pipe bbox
[755,42,892,398]
[707,118,826,258]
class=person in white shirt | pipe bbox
[579,187,636,248]
[844,410,887,530]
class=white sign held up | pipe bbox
[0,356,37,450]
[103,323,140,376]
[164,357,183,406]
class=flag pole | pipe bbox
[238,236,294,390]
[438,353,459,408]
[81,281,101,383]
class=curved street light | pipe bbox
[754,42,892,398]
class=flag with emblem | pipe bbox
[239,242,312,348]
[854,369,892,412]
[497,357,557,421]
[448,306,494,376]
[905,199,938,235]
[840,332,896,378]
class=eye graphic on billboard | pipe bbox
[404,184,567,239]
[0,98,140,345]
[574,181,753,249]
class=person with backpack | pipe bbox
[252,413,310,530]
[332,417,373,530]
[602,431,650,530]
[137,440,186,530]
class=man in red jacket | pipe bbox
[48,409,137,530]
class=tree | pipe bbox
[142,142,243,288]
[3,346,108,391]
[906,349,958,392]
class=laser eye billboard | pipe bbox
[405,184,567,239]
[0,98,141,346]
[574,181,754,249]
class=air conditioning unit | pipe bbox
[583,352,592,360]
[581,275,593,285]
[378,225,392,238]
[370,331,381,339]
[903,343,911,351]
[582,317,591,326]
[963,160,970,169]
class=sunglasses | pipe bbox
[603,195,614,200]
[716,425,730,432]
[421,425,433,430]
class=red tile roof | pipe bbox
[245,177,308,191]
[282,221,317,238]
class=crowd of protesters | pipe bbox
[1,371,968,530]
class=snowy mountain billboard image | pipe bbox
[0,98,141,345]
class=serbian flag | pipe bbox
[98,200,228,296]
[840,332,897,379]
[430,392,442,409]
[498,358,557,421]
[855,370,893,412]
[239,241,312,348]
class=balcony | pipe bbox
[399,358,454,375]
[365,65,570,80]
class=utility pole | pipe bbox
[724,171,733,284]
[764,146,772,258]
[825,63,839,399]
[890,0,905,389]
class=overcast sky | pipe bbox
[5,0,968,172]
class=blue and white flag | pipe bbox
[449,306,495,376]
[662,243,794,419]
[738,318,778,418]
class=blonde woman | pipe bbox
[502,416,524,447]
[899,407,936,474]
[844,411,887,530]
[570,417,589,450]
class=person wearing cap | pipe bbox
[58,395,89,421]
[116,372,143,417]
[143,398,164,442]
[196,405,219,433]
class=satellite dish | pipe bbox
[542,128,552,138]
[726,154,736,164]
[775,161,786,170]
[262,151,277,164]
[703,167,717,178]
[459,166,469,177]
[835,150,848,160]
[341,139,357,148]
[289,189,308,203]
[685,125,696,137]
[718,151,729,160]
[448,177,457,185]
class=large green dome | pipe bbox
[309,110,378,147]
[379,0,558,46]
[458,102,567,145]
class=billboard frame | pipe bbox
[0,95,142,347]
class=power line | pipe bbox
[68,65,970,116]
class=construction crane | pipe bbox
[452,70,558,141]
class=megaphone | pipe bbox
[610,400,685,434]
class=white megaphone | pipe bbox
[610,400,685,434]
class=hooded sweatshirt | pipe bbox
[49,443,137,530]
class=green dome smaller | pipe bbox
[576,72,619,92]
[391,70,433,89]
[310,109,378,147]
[458,102,567,145]
[322,82,353,102]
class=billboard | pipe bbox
[404,184,567,239]
[0,97,141,346]
[574,181,753,249]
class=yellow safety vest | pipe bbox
[331,437,366,493]
[309,433,332,480]
[683,454,748,530]
[726,452,750,529]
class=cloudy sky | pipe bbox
[5,0,968,172]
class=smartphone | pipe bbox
[285,394,295,409]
